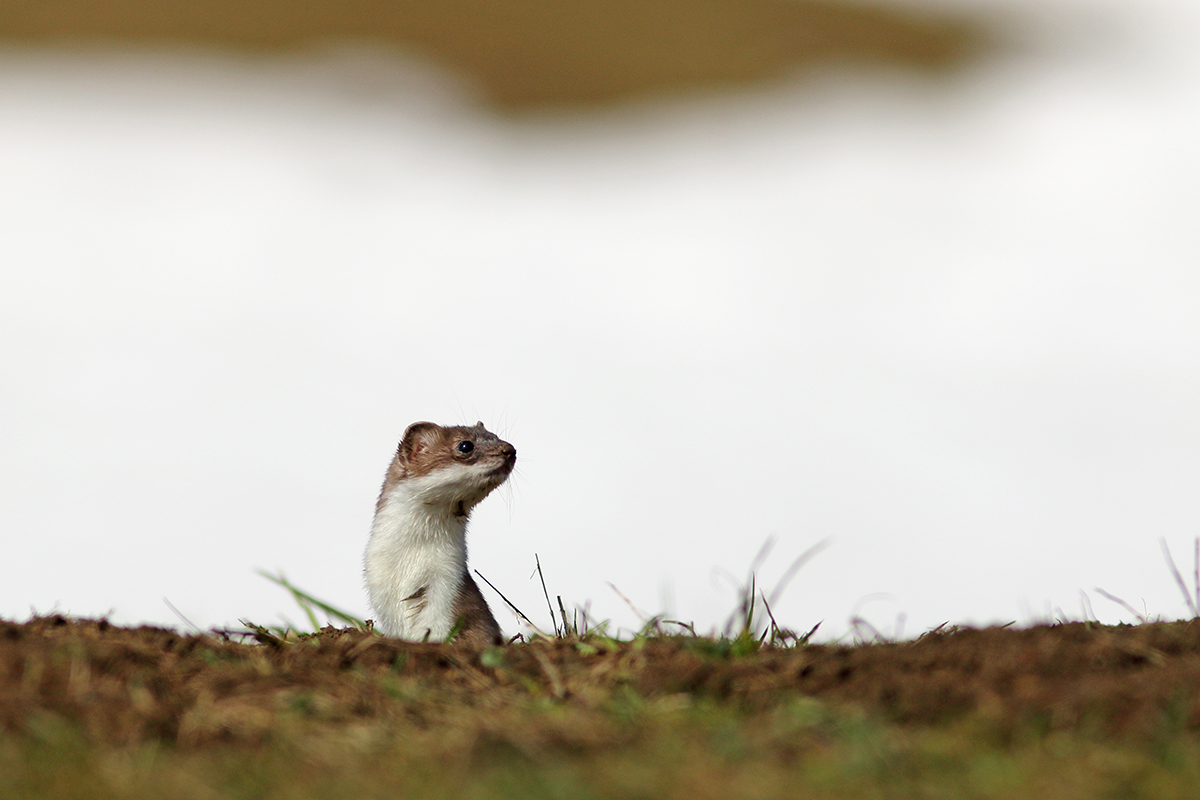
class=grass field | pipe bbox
[5,609,1200,799]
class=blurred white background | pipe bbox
[1,0,1196,640]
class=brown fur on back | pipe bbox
[450,572,503,647]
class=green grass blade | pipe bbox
[257,570,367,630]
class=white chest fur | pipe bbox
[363,475,471,641]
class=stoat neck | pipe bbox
[365,479,480,640]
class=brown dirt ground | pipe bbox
[0,0,991,108]
[4,616,1200,749]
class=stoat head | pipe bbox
[380,421,517,516]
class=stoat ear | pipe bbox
[398,422,441,467]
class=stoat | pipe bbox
[363,421,515,646]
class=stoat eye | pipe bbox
[456,440,475,455]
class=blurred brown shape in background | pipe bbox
[0,0,989,108]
